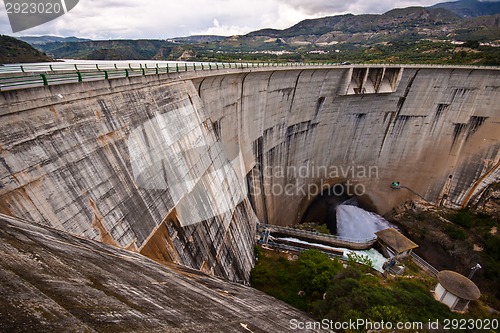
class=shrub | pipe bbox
[251,246,457,326]
[314,224,331,234]
[326,278,360,298]
[366,305,408,323]
[463,40,480,49]
[445,225,466,240]
[346,252,374,269]
[450,209,474,228]
[484,235,500,261]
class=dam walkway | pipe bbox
[257,223,377,250]
[0,61,331,91]
[1,61,496,92]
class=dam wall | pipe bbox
[0,65,499,280]
[0,74,257,282]
[195,67,500,225]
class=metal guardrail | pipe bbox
[0,61,313,74]
[1,61,497,75]
[0,61,498,92]
[0,61,318,91]
[259,223,377,250]
[410,252,439,276]
[263,242,380,272]
[261,223,377,242]
[264,242,344,259]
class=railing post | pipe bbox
[125,69,129,77]
[184,63,188,71]
[104,70,109,80]
[77,72,83,82]
[166,66,169,74]
[176,63,179,72]
[141,68,145,75]
[20,65,25,73]
[40,73,48,86]
[49,65,54,71]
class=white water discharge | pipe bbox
[336,204,393,241]
[276,237,387,272]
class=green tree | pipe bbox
[346,252,374,270]
[297,250,342,294]
[463,40,480,49]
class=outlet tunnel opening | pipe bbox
[300,181,377,236]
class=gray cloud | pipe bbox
[277,0,351,15]
[276,0,440,16]
[0,0,472,39]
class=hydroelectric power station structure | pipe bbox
[0,62,499,331]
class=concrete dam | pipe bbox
[0,64,499,285]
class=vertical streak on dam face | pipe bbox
[0,66,499,281]
[126,101,247,227]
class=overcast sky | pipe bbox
[0,0,494,39]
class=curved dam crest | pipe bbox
[0,65,499,281]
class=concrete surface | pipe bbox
[194,67,500,224]
[0,65,499,283]
[0,213,328,333]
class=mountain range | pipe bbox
[6,0,500,65]
[431,0,500,17]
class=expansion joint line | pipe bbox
[378,69,420,157]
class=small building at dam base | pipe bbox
[434,270,481,312]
